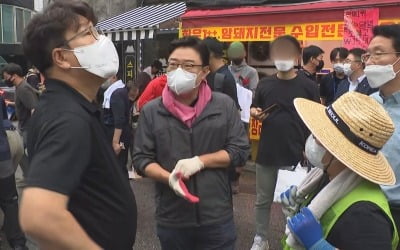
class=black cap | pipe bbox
[203,37,224,58]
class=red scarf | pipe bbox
[162,81,212,128]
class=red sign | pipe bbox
[343,8,379,49]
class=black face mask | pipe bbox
[4,78,14,87]
[316,59,324,72]
[232,58,243,66]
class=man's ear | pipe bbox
[52,48,72,70]
[201,66,210,79]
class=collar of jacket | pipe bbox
[156,94,224,126]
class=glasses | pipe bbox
[64,25,103,45]
[362,52,400,62]
[167,61,203,71]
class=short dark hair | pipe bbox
[3,63,24,77]
[373,24,400,53]
[168,36,210,67]
[22,0,97,75]
[348,48,366,61]
[151,60,163,70]
[349,48,366,68]
[203,37,224,58]
[330,47,349,62]
[302,45,324,64]
[270,35,302,54]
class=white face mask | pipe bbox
[364,57,400,88]
[167,67,199,95]
[305,135,327,169]
[70,35,119,79]
[343,63,353,76]
[274,60,294,72]
[333,63,345,74]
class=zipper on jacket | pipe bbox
[189,127,201,225]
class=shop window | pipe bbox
[2,5,14,43]
[16,8,24,42]
[23,10,32,28]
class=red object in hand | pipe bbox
[177,173,200,203]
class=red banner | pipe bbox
[343,8,379,49]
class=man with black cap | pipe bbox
[299,45,325,83]
[203,37,239,109]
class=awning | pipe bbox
[97,2,186,41]
[181,0,400,28]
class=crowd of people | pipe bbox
[0,0,400,250]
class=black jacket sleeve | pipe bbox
[251,79,263,108]
[223,75,240,110]
[334,79,348,101]
[110,90,127,129]
[319,74,331,99]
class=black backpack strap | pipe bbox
[214,73,225,92]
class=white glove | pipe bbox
[168,170,199,203]
[174,156,204,179]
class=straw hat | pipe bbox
[294,91,395,185]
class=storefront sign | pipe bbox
[343,8,379,49]
[125,55,135,83]
[180,19,400,42]
[249,117,262,141]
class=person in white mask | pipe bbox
[249,35,320,250]
[133,36,249,250]
[334,48,377,100]
[18,1,137,249]
[365,24,400,244]
[319,47,349,106]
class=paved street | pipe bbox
[0,167,286,250]
[133,169,286,250]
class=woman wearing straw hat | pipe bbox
[281,91,399,250]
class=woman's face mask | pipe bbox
[305,135,329,170]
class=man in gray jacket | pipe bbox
[133,36,249,250]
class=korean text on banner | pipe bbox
[249,117,262,141]
[343,8,379,49]
[180,22,344,42]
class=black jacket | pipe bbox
[133,92,249,228]
[334,77,378,101]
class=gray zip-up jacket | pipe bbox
[133,92,250,228]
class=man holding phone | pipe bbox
[249,35,320,250]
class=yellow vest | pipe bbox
[283,180,399,250]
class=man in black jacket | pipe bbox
[320,47,349,106]
[203,37,240,109]
[133,36,249,250]
[102,74,131,172]
[334,48,378,100]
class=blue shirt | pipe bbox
[372,91,400,205]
